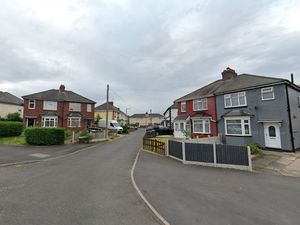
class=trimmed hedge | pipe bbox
[0,121,23,137]
[24,128,65,145]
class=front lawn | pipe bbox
[0,136,26,145]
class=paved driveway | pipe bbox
[134,150,300,225]
[0,130,160,225]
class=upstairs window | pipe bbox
[28,100,35,109]
[69,102,81,111]
[224,92,247,108]
[43,101,57,110]
[193,98,208,111]
[261,87,275,100]
[87,104,92,112]
[181,101,186,112]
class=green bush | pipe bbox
[6,112,23,122]
[245,143,262,155]
[121,124,129,134]
[0,121,23,137]
[78,130,93,143]
[24,128,65,145]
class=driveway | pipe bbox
[134,150,300,225]
[0,130,160,225]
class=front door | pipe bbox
[264,123,281,149]
[27,118,35,127]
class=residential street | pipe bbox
[0,130,160,225]
[134,150,300,225]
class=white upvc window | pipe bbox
[261,87,275,100]
[225,117,251,136]
[41,116,57,127]
[69,102,81,112]
[193,119,210,134]
[87,104,92,112]
[43,101,57,110]
[181,101,186,112]
[68,117,81,128]
[28,100,35,109]
[193,98,208,111]
[224,92,247,108]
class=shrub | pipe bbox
[0,121,23,137]
[6,112,23,122]
[122,124,129,134]
[245,143,262,155]
[78,130,93,143]
[24,128,65,145]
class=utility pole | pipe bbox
[126,108,130,125]
[150,109,152,125]
[105,84,109,139]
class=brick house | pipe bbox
[22,85,96,129]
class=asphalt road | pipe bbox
[0,130,160,225]
[135,150,300,225]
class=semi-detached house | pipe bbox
[174,68,300,152]
[22,85,96,129]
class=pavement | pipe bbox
[252,150,300,177]
[134,150,300,225]
[0,143,98,166]
[0,129,160,225]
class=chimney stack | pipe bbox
[222,67,237,80]
[59,84,65,92]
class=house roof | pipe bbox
[174,114,190,121]
[175,72,292,102]
[0,91,23,106]
[130,113,164,118]
[163,103,178,115]
[95,102,119,111]
[22,88,96,104]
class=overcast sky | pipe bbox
[0,0,299,115]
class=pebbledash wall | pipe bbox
[177,96,218,138]
[216,84,294,151]
[23,99,95,129]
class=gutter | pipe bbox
[285,85,295,152]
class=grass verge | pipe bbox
[0,135,26,145]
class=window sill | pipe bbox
[261,98,275,101]
[225,134,252,137]
[224,105,248,109]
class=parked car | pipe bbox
[146,125,173,136]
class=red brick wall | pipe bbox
[23,99,95,129]
[177,96,217,138]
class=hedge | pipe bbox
[0,121,23,137]
[24,128,65,145]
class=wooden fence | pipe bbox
[143,138,166,155]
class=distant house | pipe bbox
[95,101,128,124]
[22,85,96,129]
[0,91,23,118]
[162,103,178,128]
[130,113,164,127]
[174,67,300,151]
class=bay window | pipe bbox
[41,116,57,127]
[225,117,251,136]
[193,119,210,134]
[68,117,81,128]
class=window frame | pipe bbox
[41,116,58,128]
[28,100,36,109]
[43,101,57,110]
[261,87,275,101]
[192,118,211,134]
[67,117,81,128]
[69,102,81,112]
[181,101,186,112]
[224,116,251,136]
[87,104,92,112]
[193,98,208,111]
[224,92,247,108]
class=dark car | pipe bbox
[146,125,173,136]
